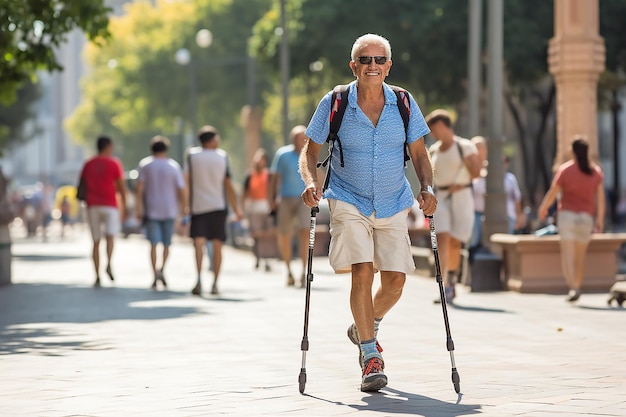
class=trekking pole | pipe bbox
[426,215,461,394]
[298,206,319,394]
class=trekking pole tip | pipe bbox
[452,369,461,393]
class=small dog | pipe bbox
[607,281,626,307]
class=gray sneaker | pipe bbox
[361,356,387,392]
[347,323,383,370]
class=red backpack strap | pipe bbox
[390,85,412,164]
[329,84,350,135]
[318,85,350,192]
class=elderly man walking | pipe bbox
[300,33,437,392]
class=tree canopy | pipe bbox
[65,0,271,172]
[0,0,111,105]
[6,0,626,197]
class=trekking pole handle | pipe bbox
[308,207,319,248]
[425,215,438,250]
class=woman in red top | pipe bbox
[242,148,273,271]
[539,136,605,302]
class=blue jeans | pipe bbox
[145,219,175,246]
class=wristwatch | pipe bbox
[421,185,435,196]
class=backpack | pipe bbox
[317,83,411,192]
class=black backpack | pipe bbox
[317,84,411,192]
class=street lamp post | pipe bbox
[175,29,213,150]
[279,0,290,145]
[175,29,261,166]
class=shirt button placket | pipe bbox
[372,132,378,213]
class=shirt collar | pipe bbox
[348,81,398,108]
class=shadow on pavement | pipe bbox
[306,386,481,416]
[355,387,481,416]
[12,253,88,262]
[0,283,205,355]
[447,303,512,314]
[576,304,626,312]
[0,327,111,356]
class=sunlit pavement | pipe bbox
[1,225,625,416]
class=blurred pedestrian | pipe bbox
[426,109,481,303]
[185,125,242,296]
[469,136,488,254]
[59,195,71,238]
[538,136,605,302]
[300,33,437,392]
[135,135,186,290]
[242,148,273,272]
[269,125,309,287]
[78,136,127,287]
[469,138,525,256]
[503,155,525,233]
[40,183,54,241]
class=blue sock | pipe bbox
[360,338,380,361]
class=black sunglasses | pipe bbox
[357,56,388,65]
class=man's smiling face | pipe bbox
[350,43,392,85]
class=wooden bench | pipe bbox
[490,233,626,294]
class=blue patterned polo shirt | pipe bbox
[305,81,430,218]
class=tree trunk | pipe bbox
[504,89,534,205]
[531,82,556,195]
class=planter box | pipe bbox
[490,233,626,293]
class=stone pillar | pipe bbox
[241,105,263,166]
[548,0,605,167]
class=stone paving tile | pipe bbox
[0,229,625,416]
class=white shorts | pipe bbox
[87,206,121,241]
[557,210,593,243]
[433,187,475,243]
[328,199,415,275]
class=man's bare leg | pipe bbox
[211,239,222,294]
[150,244,158,288]
[92,239,101,286]
[373,271,406,320]
[350,262,387,391]
[448,237,462,272]
[350,263,375,342]
[192,237,206,294]
[277,233,294,285]
[105,235,115,281]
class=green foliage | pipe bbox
[502,1,553,87]
[0,81,40,153]
[65,0,272,174]
[252,0,468,107]
[0,0,111,105]
[601,0,626,73]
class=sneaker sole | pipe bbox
[361,374,388,392]
[347,324,360,345]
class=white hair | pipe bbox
[350,33,392,61]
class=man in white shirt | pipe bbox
[426,110,481,303]
[184,125,242,296]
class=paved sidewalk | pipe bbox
[0,228,625,416]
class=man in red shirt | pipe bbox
[79,136,127,287]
